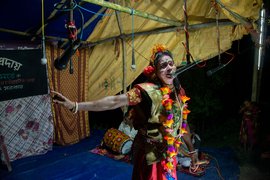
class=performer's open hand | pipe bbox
[51,91,75,110]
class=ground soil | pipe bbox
[201,117,270,180]
[238,149,270,180]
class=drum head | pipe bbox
[103,128,132,154]
[121,140,132,154]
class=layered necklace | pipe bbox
[160,86,190,179]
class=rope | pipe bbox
[126,41,148,63]
[213,0,221,64]
[223,51,235,64]
[183,0,190,64]
[41,0,45,40]
[41,0,47,65]
[131,8,136,70]
[205,153,225,180]
[54,1,112,16]
[77,4,112,16]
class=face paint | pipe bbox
[156,55,176,86]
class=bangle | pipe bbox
[72,102,78,114]
[188,150,197,155]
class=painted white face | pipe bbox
[156,55,176,86]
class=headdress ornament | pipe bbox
[150,44,168,66]
[143,44,169,78]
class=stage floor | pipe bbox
[1,129,240,180]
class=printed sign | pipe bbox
[0,49,48,101]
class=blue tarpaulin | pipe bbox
[0,129,240,180]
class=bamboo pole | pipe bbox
[83,20,235,47]
[115,11,128,114]
[0,20,236,48]
[82,0,183,26]
[215,0,250,25]
[0,28,69,42]
[32,0,68,41]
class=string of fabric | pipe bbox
[131,8,136,70]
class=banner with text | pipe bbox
[0,49,48,101]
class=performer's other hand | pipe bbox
[51,90,75,110]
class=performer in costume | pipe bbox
[239,100,260,151]
[51,44,198,180]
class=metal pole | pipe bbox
[251,8,266,102]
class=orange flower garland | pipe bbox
[160,86,191,180]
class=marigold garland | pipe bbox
[160,86,191,179]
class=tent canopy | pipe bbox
[0,0,264,100]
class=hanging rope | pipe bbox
[41,0,47,65]
[126,41,148,62]
[69,0,75,74]
[213,0,221,65]
[131,8,136,70]
[183,0,190,64]
[115,10,128,115]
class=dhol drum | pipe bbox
[103,128,133,154]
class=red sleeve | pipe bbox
[126,87,142,105]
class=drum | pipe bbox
[103,128,132,154]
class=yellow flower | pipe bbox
[167,151,177,158]
[183,108,191,114]
[180,128,188,134]
[160,87,171,95]
[181,95,190,104]
[182,109,191,120]
[175,139,183,147]
[163,119,174,128]
[150,44,168,63]
[166,162,174,170]
[165,136,175,145]
[162,99,173,110]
